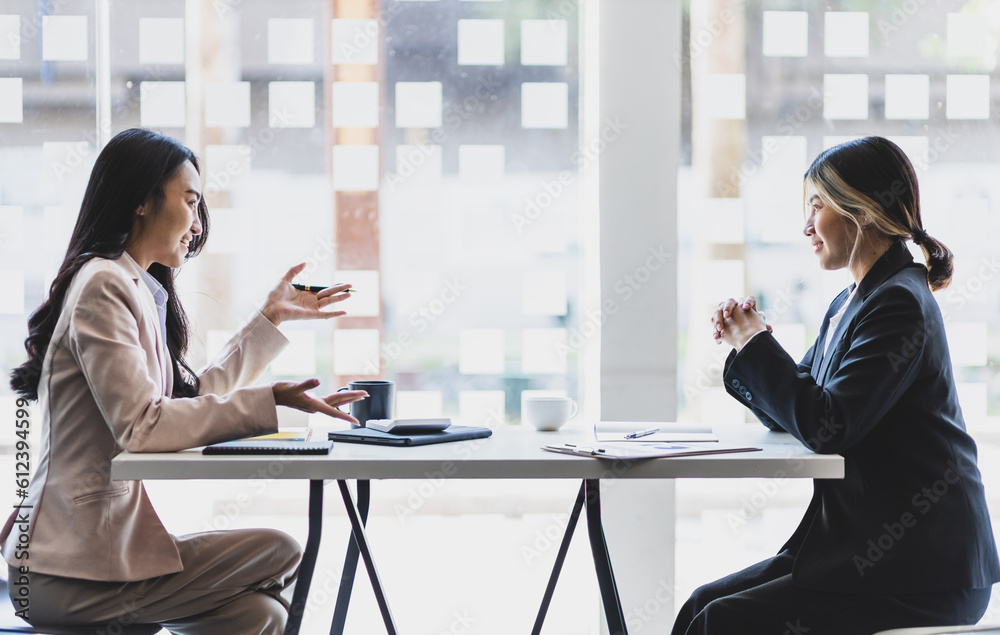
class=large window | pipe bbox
[0,0,601,632]
[676,0,1000,612]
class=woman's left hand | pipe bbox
[261,263,353,326]
[712,296,770,351]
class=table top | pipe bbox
[111,424,843,481]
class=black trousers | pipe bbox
[672,550,992,635]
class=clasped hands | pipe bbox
[711,296,771,352]
[263,263,368,424]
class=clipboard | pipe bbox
[593,422,718,443]
[542,442,760,460]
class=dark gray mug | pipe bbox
[338,380,395,428]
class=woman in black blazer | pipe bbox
[673,137,1000,635]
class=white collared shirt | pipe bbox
[121,251,169,346]
[823,285,858,358]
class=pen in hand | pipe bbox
[292,283,356,293]
[624,427,659,439]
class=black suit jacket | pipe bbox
[724,241,1000,594]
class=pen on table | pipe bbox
[624,427,659,439]
[292,284,357,293]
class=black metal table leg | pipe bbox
[337,479,397,634]
[284,479,324,635]
[585,479,627,635]
[531,481,586,635]
[331,480,370,635]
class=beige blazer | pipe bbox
[1,255,288,581]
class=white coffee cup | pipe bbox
[524,397,579,431]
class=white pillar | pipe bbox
[599,0,681,632]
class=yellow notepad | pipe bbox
[250,429,312,442]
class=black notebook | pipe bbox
[328,426,493,447]
[203,440,334,455]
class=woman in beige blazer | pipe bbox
[4,128,367,634]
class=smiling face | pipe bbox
[803,184,858,272]
[127,160,203,270]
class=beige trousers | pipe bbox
[8,529,302,635]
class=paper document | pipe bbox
[543,442,759,460]
[594,422,718,442]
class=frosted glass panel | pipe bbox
[0,206,24,248]
[521,20,568,66]
[43,206,75,253]
[270,330,317,375]
[268,81,316,128]
[0,78,21,123]
[0,271,25,315]
[459,329,505,374]
[140,81,186,127]
[522,328,567,373]
[206,145,252,192]
[521,82,568,129]
[43,141,95,191]
[394,145,442,186]
[947,13,989,57]
[946,322,987,367]
[42,16,87,62]
[268,18,314,65]
[459,390,505,427]
[332,145,380,191]
[703,260,745,302]
[771,323,807,363]
[884,75,929,120]
[823,74,868,120]
[702,74,745,119]
[946,75,990,120]
[332,82,380,128]
[139,18,184,65]
[333,329,380,375]
[0,16,19,60]
[522,271,568,316]
[458,19,505,65]
[459,145,505,181]
[205,82,251,127]
[395,82,443,128]
[762,12,807,57]
[203,208,250,255]
[761,135,807,171]
[701,387,744,425]
[756,135,808,244]
[333,270,380,317]
[957,383,987,424]
[699,198,744,245]
[332,19,378,65]
[824,12,868,57]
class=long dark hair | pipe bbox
[804,136,953,291]
[10,128,210,400]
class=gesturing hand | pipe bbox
[261,263,354,327]
[272,379,368,425]
[711,296,771,351]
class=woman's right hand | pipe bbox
[271,379,368,425]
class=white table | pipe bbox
[111,425,843,635]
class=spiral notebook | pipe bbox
[203,440,333,455]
